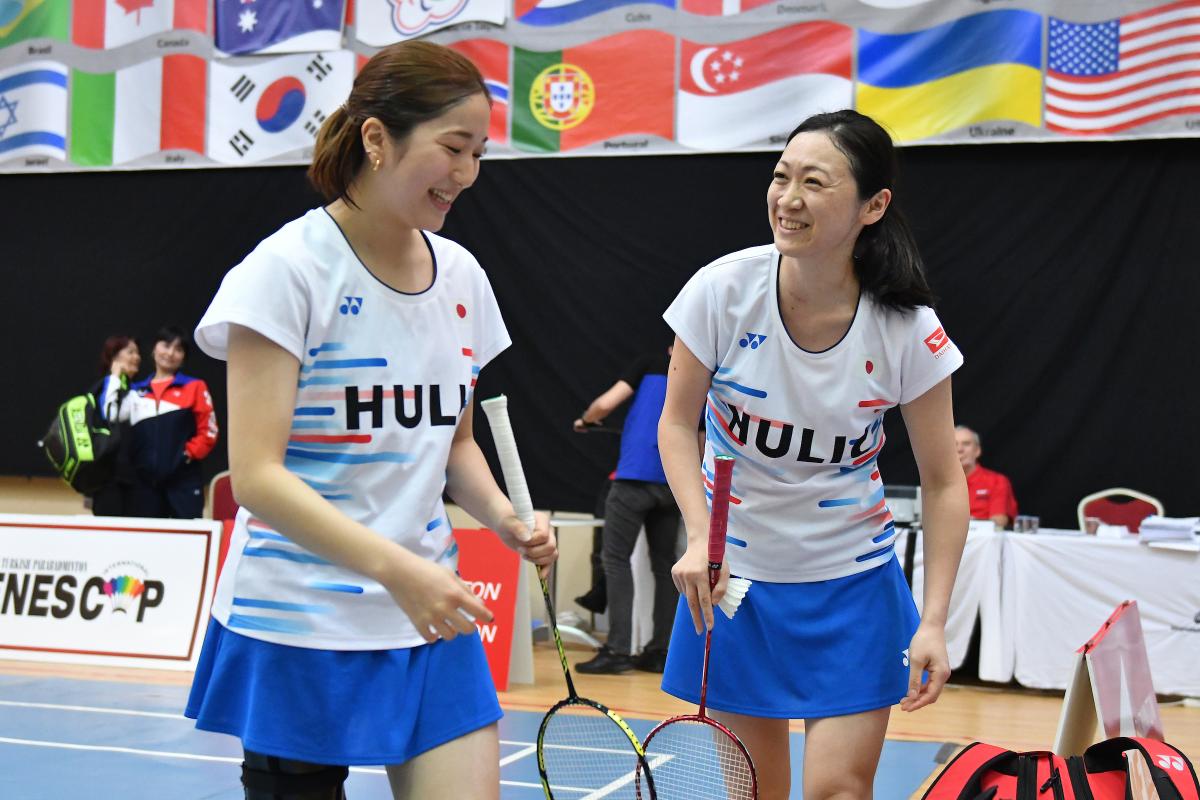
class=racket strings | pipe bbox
[540,704,645,798]
[643,719,755,799]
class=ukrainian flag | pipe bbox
[857,10,1043,142]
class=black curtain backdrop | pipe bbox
[5,138,1198,528]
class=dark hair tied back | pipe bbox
[308,41,489,207]
[786,110,935,311]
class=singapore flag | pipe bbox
[677,22,853,151]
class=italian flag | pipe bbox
[72,0,207,50]
[512,30,674,153]
[69,55,206,166]
[0,0,69,48]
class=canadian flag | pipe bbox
[72,0,207,50]
[677,22,853,150]
[207,50,354,165]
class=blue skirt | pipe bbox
[661,557,919,719]
[185,619,503,765]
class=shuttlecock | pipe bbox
[718,577,752,619]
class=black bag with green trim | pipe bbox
[38,392,122,495]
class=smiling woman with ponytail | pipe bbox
[183,40,557,800]
[658,109,969,800]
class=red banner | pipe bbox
[454,528,522,692]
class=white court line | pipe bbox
[580,753,673,800]
[499,743,538,766]
[0,700,184,720]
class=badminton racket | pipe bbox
[480,395,656,800]
[636,454,757,799]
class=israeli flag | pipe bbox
[0,61,68,162]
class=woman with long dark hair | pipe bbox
[658,110,969,799]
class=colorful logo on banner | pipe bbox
[530,63,594,131]
[255,76,306,133]
[388,0,469,36]
[453,528,521,691]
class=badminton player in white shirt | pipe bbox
[658,110,969,800]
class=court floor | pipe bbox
[0,673,952,799]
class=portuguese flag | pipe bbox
[0,0,69,48]
[513,30,674,153]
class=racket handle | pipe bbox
[708,455,734,568]
[480,395,534,541]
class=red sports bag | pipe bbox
[922,737,1198,800]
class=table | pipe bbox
[904,527,1200,696]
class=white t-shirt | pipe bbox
[664,245,963,583]
[195,208,510,649]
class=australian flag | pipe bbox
[216,0,346,56]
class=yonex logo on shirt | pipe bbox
[923,326,950,355]
[738,332,767,349]
[339,296,363,315]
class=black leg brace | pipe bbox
[241,749,349,800]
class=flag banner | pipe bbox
[70,55,205,166]
[353,0,506,46]
[208,50,353,164]
[678,22,852,150]
[0,60,67,162]
[679,0,771,18]
[857,9,1044,142]
[216,0,346,55]
[512,29,673,153]
[1046,1,1200,135]
[449,38,510,146]
[514,0,674,27]
[7,0,1200,174]
[0,0,68,49]
[71,0,207,50]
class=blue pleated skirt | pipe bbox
[661,557,919,719]
[185,619,503,765]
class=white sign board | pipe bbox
[0,514,221,670]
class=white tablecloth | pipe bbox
[1004,531,1200,697]
[900,528,1011,682]
[904,527,1200,696]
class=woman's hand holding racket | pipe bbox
[900,620,952,712]
[494,510,557,579]
[673,539,730,634]
[381,550,494,644]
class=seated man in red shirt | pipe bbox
[956,425,1018,529]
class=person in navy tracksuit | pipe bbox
[113,326,219,518]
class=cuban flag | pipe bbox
[215,0,346,55]
[0,61,67,162]
[207,50,353,164]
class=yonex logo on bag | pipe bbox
[738,332,767,349]
[339,296,363,315]
[1156,755,1186,771]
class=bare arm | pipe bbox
[657,338,725,633]
[898,376,968,711]
[573,380,634,431]
[444,403,557,575]
[225,324,492,642]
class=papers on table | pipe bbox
[1138,515,1200,542]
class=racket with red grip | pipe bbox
[636,455,757,799]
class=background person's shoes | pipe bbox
[576,646,633,675]
[632,648,667,673]
[574,588,607,614]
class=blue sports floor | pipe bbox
[0,674,951,798]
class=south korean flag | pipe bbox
[207,51,353,165]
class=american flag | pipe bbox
[1046,0,1200,134]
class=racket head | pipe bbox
[537,697,656,799]
[638,714,756,799]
